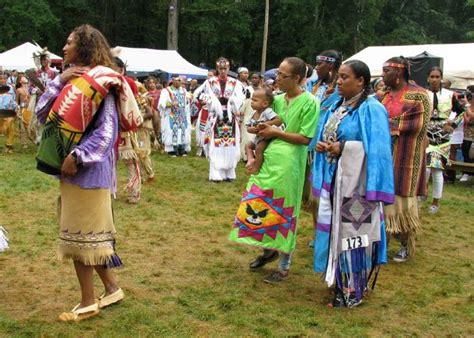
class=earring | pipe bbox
[396,78,400,85]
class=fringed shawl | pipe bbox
[381,84,431,197]
[36,66,142,175]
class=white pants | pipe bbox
[209,166,236,181]
[426,168,443,199]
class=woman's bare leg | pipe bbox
[94,265,120,296]
[73,261,96,308]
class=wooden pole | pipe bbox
[167,0,179,50]
[261,0,269,73]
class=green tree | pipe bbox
[0,0,60,51]
[1,0,473,71]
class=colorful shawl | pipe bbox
[36,66,142,175]
[381,83,431,197]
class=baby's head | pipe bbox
[251,87,274,112]
[0,84,10,94]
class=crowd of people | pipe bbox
[0,24,473,320]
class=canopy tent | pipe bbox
[346,43,474,89]
[115,46,208,79]
[0,42,62,72]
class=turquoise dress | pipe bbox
[312,96,394,303]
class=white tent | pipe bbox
[116,46,208,78]
[0,42,62,72]
[346,43,474,89]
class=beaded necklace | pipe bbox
[322,90,363,143]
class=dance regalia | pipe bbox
[426,89,462,169]
[192,97,209,154]
[304,88,340,211]
[381,85,431,196]
[16,87,36,144]
[35,72,142,266]
[135,90,155,179]
[118,78,142,204]
[36,68,57,89]
[194,76,244,181]
[159,85,191,153]
[312,96,394,305]
[0,226,8,252]
[380,84,431,253]
[36,66,141,175]
[230,92,319,253]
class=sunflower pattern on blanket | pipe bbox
[231,184,296,253]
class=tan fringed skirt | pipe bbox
[384,195,420,234]
[384,195,420,254]
[58,182,118,266]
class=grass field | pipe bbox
[0,142,473,337]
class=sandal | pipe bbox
[98,288,125,308]
[58,303,100,322]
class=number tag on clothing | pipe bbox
[341,235,369,251]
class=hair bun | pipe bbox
[306,64,314,78]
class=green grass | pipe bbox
[0,141,473,337]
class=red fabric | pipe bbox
[148,89,161,110]
[124,76,138,97]
[36,68,56,81]
[382,87,407,119]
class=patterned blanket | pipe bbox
[37,66,142,175]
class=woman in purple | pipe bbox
[36,25,141,321]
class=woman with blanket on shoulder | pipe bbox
[35,24,142,322]
[313,60,394,308]
[379,56,431,263]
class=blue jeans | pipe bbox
[263,249,292,271]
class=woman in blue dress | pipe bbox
[312,60,394,308]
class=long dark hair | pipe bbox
[338,60,371,110]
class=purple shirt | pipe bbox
[35,76,119,191]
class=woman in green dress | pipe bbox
[230,57,320,283]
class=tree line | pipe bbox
[1,0,473,71]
